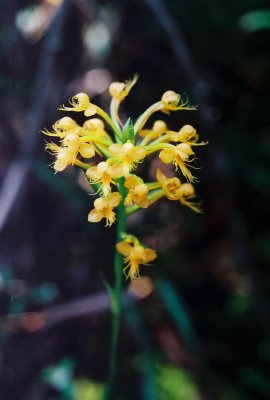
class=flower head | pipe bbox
[88,192,121,227]
[44,76,206,280]
[116,238,157,279]
[124,175,149,208]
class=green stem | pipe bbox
[125,189,165,216]
[95,105,122,138]
[74,159,92,170]
[104,180,126,400]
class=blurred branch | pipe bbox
[5,291,131,332]
[0,0,70,235]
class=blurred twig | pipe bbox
[0,0,70,235]
[4,291,131,332]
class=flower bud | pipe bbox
[161,90,180,106]
[152,120,167,134]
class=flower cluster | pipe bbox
[44,76,207,279]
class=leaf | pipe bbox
[240,10,270,32]
[121,118,135,143]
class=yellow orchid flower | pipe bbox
[109,142,146,176]
[58,93,97,117]
[134,90,195,133]
[124,175,149,208]
[43,117,81,139]
[139,120,168,146]
[109,75,138,127]
[88,192,121,227]
[116,239,157,280]
[156,169,182,200]
[166,124,207,146]
[156,169,201,212]
[46,133,96,172]
[86,161,123,196]
[175,183,201,213]
[159,143,196,182]
[109,75,138,101]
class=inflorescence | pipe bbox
[44,76,207,279]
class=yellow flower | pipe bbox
[156,169,181,200]
[43,117,81,139]
[58,93,97,117]
[109,75,138,101]
[88,192,121,227]
[116,239,157,279]
[159,143,196,182]
[86,161,123,196]
[109,142,146,175]
[124,175,149,208]
[63,133,96,158]
[46,133,95,172]
[134,90,195,133]
[166,124,207,145]
[109,75,138,127]
[46,142,77,172]
[53,116,80,134]
[175,183,201,213]
[139,120,168,145]
[83,118,104,135]
[156,170,201,212]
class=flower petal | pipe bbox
[108,192,121,207]
[159,149,174,164]
[88,209,103,223]
[143,249,157,263]
[116,242,132,257]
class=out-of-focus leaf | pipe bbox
[156,279,202,358]
[239,366,270,396]
[240,10,270,32]
[225,292,250,317]
[42,358,74,399]
[74,379,103,400]
[156,364,200,400]
[254,234,270,262]
[258,341,270,363]
[0,265,13,290]
[34,160,87,208]
[30,282,58,304]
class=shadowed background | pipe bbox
[0,0,270,399]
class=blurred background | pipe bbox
[1,0,270,399]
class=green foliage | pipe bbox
[121,118,135,143]
[74,380,104,400]
[240,10,270,32]
[156,279,202,358]
[42,358,75,400]
[156,364,200,400]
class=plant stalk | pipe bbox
[104,181,126,400]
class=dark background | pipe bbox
[0,0,270,399]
